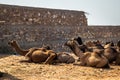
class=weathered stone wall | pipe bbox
[0,25,120,53]
[0,4,120,54]
[0,4,87,26]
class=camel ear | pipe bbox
[12,40,16,43]
[96,40,100,43]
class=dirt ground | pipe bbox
[0,54,120,80]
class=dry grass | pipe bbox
[0,54,120,80]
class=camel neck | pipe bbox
[13,42,28,56]
[71,43,84,58]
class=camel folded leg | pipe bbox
[25,48,41,62]
[44,52,56,64]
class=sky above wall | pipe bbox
[0,0,120,25]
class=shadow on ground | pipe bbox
[0,72,21,80]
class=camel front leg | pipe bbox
[25,48,39,62]
[44,52,56,64]
[25,48,38,57]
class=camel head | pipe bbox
[104,41,114,48]
[85,40,104,49]
[42,45,51,50]
[8,40,17,47]
[64,39,78,49]
[73,36,83,45]
[105,41,114,46]
[64,39,78,52]
[64,39,84,57]
[65,39,88,53]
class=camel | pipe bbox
[73,37,120,65]
[75,37,118,64]
[8,40,56,64]
[26,48,75,64]
[65,39,110,68]
[114,40,120,65]
[8,40,75,64]
[104,42,118,63]
[54,52,75,64]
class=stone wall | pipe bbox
[0,4,120,54]
[0,25,120,53]
[0,4,87,26]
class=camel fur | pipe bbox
[8,40,75,64]
[65,39,109,68]
[8,40,56,64]
[74,37,120,65]
[115,40,120,65]
[104,42,118,63]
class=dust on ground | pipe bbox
[0,54,120,80]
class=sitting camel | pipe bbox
[8,40,75,64]
[113,40,120,65]
[104,42,118,63]
[8,40,56,64]
[26,48,75,64]
[74,37,118,64]
[74,37,120,64]
[65,39,109,68]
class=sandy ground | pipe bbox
[0,55,120,80]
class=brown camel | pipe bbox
[8,40,56,64]
[104,42,118,63]
[25,48,75,64]
[114,40,120,65]
[73,37,120,65]
[8,40,75,64]
[65,39,109,68]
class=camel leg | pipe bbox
[79,52,90,66]
[25,48,40,57]
[66,57,75,63]
[25,48,39,62]
[74,54,88,66]
[44,52,56,64]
